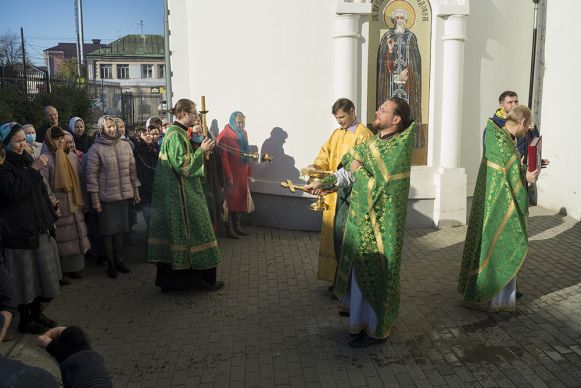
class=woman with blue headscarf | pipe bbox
[217,111,252,238]
[0,122,61,334]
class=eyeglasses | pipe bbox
[378,106,396,115]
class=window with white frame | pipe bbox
[117,64,129,79]
[99,64,112,79]
[157,64,165,79]
[141,64,153,79]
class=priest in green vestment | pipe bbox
[146,99,224,292]
[459,105,540,311]
[308,97,415,347]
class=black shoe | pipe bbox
[18,320,48,334]
[226,222,240,239]
[516,290,523,299]
[67,271,83,279]
[107,266,119,279]
[161,287,178,293]
[234,224,249,236]
[348,333,387,348]
[201,280,225,292]
[59,275,71,286]
[115,261,130,273]
[32,313,57,328]
[339,311,350,317]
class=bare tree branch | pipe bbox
[0,31,26,65]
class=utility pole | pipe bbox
[140,20,144,35]
[75,0,86,78]
[163,0,172,121]
[20,27,27,93]
[528,0,541,109]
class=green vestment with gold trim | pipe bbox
[458,120,528,304]
[334,123,415,338]
[146,124,221,270]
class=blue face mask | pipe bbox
[25,133,36,143]
[191,134,204,144]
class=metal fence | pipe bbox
[1,65,166,130]
[0,64,71,95]
[122,92,164,129]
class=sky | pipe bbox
[2,0,164,66]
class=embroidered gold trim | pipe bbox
[148,239,218,254]
[367,177,384,253]
[474,201,515,275]
[190,240,218,254]
[487,153,517,174]
[369,142,389,181]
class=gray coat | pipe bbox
[85,135,140,205]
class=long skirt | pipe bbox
[155,263,216,290]
[0,233,61,306]
[98,200,129,236]
[60,254,85,273]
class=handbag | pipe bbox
[247,188,255,213]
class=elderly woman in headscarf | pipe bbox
[85,116,141,279]
[68,116,92,153]
[40,126,91,285]
[217,111,252,239]
[133,125,160,227]
[0,122,61,334]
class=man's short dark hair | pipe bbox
[331,98,355,115]
[388,97,411,132]
[498,90,518,104]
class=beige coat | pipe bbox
[85,135,140,204]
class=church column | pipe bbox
[434,14,468,227]
[333,14,361,102]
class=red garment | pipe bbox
[217,124,252,212]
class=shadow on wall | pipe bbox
[406,186,436,228]
[209,119,220,138]
[245,126,320,230]
[253,126,300,185]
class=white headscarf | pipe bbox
[68,117,84,135]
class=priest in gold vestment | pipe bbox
[311,98,373,282]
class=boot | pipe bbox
[30,298,57,328]
[226,214,240,239]
[107,259,118,279]
[233,213,249,236]
[115,259,130,274]
[17,304,47,334]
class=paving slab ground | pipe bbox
[1,206,580,387]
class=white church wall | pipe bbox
[167,0,576,228]
[536,1,581,221]
[460,0,535,192]
[168,0,338,199]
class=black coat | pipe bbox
[73,133,93,154]
[133,137,158,207]
[36,124,51,144]
[0,151,55,249]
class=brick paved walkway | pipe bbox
[1,206,580,387]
